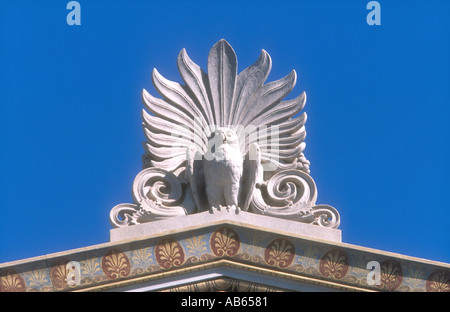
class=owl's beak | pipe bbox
[219,131,227,143]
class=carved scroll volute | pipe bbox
[132,168,185,215]
[110,168,195,228]
[311,205,340,228]
[250,169,317,220]
[249,169,340,228]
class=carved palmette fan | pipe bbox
[110,39,340,229]
[142,40,309,175]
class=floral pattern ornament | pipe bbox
[0,269,27,292]
[377,259,403,291]
[155,239,185,269]
[319,249,349,280]
[426,269,450,292]
[210,227,240,257]
[264,238,295,268]
[101,248,131,279]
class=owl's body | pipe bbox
[203,128,243,210]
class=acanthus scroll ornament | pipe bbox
[110,39,340,229]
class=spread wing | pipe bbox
[141,48,215,175]
[224,41,309,174]
[186,146,208,212]
[240,143,263,211]
[232,65,308,174]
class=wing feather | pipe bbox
[142,89,208,150]
[151,69,209,129]
[237,70,297,127]
[230,49,271,126]
[207,39,237,127]
[177,49,215,126]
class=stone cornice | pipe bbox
[1,217,449,292]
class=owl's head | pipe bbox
[204,127,240,159]
[213,128,238,144]
[220,128,238,144]
[207,127,239,149]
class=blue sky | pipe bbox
[0,0,449,264]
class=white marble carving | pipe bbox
[110,39,340,229]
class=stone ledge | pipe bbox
[109,210,342,243]
[1,220,449,292]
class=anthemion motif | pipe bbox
[109,39,340,229]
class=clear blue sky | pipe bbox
[1,0,449,264]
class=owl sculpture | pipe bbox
[187,127,261,213]
[140,39,307,213]
[110,39,340,229]
[203,128,243,211]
